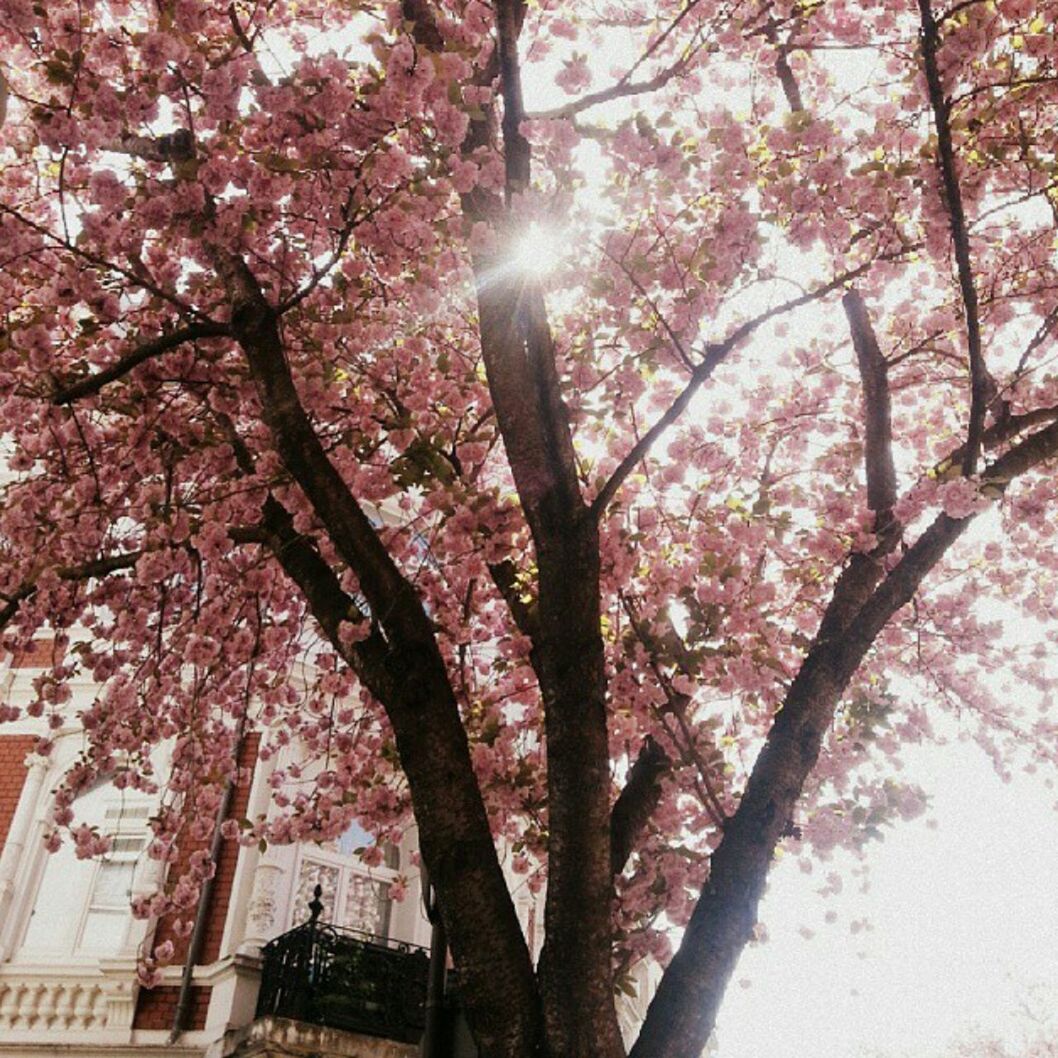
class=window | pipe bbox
[78,835,143,953]
[18,789,150,961]
[289,823,399,939]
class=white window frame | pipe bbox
[16,794,151,961]
[75,831,145,954]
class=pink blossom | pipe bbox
[939,477,988,520]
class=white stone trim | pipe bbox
[0,960,139,1038]
[0,752,48,961]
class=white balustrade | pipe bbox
[0,966,132,1034]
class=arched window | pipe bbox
[18,788,150,960]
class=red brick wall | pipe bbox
[6,638,62,669]
[133,733,260,1031]
[201,732,260,964]
[0,735,37,849]
[133,984,211,1032]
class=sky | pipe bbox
[714,738,1058,1057]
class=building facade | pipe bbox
[0,635,448,1058]
[0,644,651,1058]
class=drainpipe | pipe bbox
[167,776,236,1043]
[419,868,447,1058]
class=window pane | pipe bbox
[79,908,127,952]
[340,873,390,936]
[291,861,339,924]
[90,859,136,909]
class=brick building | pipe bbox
[0,643,656,1058]
[0,640,448,1058]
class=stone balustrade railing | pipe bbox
[0,959,138,1036]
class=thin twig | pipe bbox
[527,0,705,121]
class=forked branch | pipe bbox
[592,259,892,519]
[631,415,1058,1058]
[212,243,540,1058]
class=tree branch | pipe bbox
[528,60,696,122]
[213,249,417,630]
[604,247,696,371]
[105,129,196,164]
[842,290,897,518]
[592,259,892,519]
[934,402,1058,477]
[253,499,383,672]
[211,245,540,1058]
[619,596,728,831]
[459,1,585,538]
[496,0,531,201]
[227,3,255,53]
[52,322,230,404]
[0,551,143,632]
[486,6,625,1053]
[488,558,539,640]
[0,204,203,316]
[918,0,990,475]
[764,18,805,113]
[529,0,704,120]
[610,736,670,876]
[1012,301,1058,383]
[400,0,446,52]
[591,343,726,519]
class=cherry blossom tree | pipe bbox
[1,0,1058,1056]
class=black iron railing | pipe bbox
[256,894,430,1044]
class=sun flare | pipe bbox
[510,222,560,278]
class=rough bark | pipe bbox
[405,0,625,1050]
[480,4,626,1051]
[610,737,670,876]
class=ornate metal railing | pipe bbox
[256,889,429,1044]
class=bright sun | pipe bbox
[510,222,559,278]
